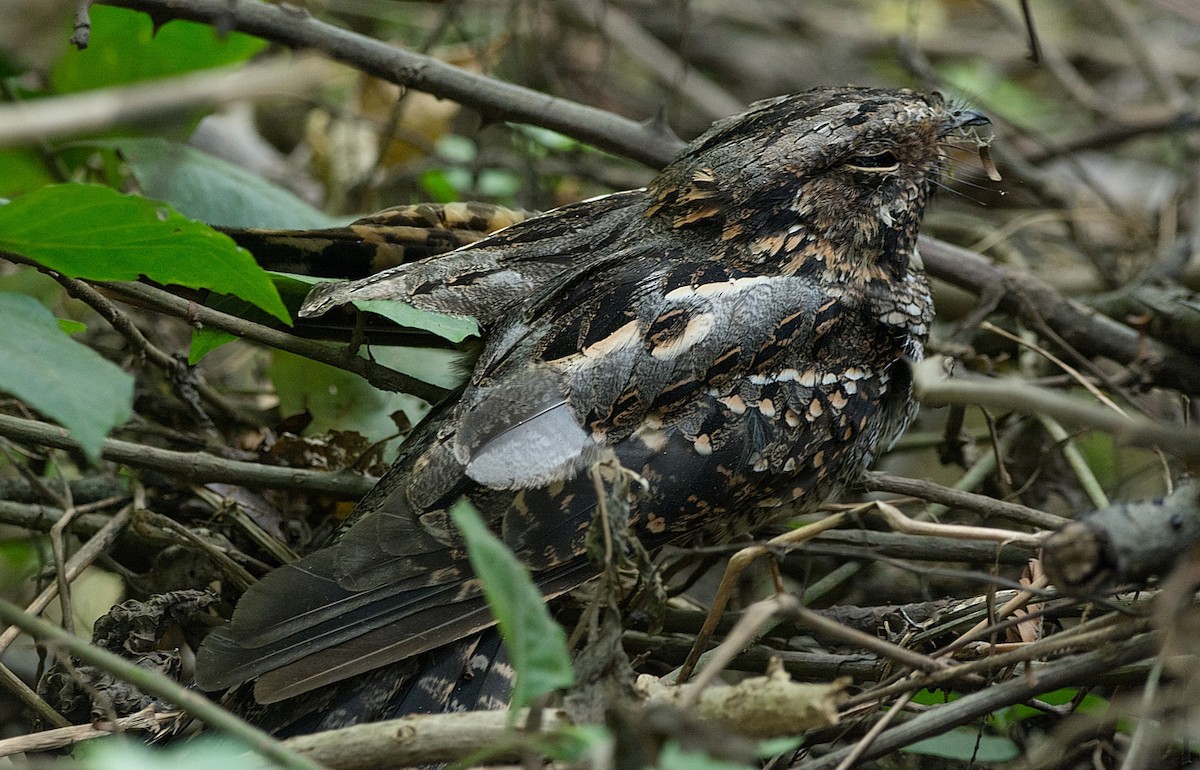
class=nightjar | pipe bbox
[195,87,989,704]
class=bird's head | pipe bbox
[646,87,992,283]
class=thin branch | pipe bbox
[0,707,178,756]
[101,280,450,402]
[96,0,688,168]
[0,56,335,146]
[43,265,247,423]
[802,632,1160,769]
[0,598,326,770]
[0,413,377,498]
[917,235,1200,395]
[912,360,1200,459]
[860,471,1066,529]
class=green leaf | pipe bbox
[0,184,288,323]
[51,5,266,93]
[94,138,339,229]
[901,727,1020,763]
[450,498,574,714]
[0,292,133,462]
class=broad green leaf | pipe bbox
[51,5,266,93]
[450,498,574,714]
[0,292,133,462]
[901,727,1020,763]
[0,184,288,323]
[274,272,479,345]
[96,138,338,229]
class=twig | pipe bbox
[278,708,572,769]
[39,264,246,423]
[70,0,93,49]
[917,235,1200,395]
[0,504,133,658]
[834,690,918,770]
[913,359,1200,458]
[802,632,1160,769]
[674,513,846,683]
[101,281,450,402]
[0,56,334,146]
[0,499,117,537]
[0,412,377,498]
[0,506,132,730]
[870,500,1045,548]
[0,598,326,770]
[860,471,1066,529]
[0,706,178,756]
[96,0,688,168]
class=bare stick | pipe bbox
[0,413,377,498]
[0,598,326,770]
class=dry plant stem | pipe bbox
[0,56,334,145]
[0,598,325,770]
[980,320,1126,415]
[871,500,1045,548]
[40,263,243,422]
[834,690,917,770]
[913,361,1200,458]
[102,280,449,402]
[805,632,1161,770]
[0,413,377,498]
[917,235,1200,395]
[951,574,1050,652]
[96,0,686,169]
[1119,650,1167,770]
[0,707,178,757]
[132,508,257,590]
[0,506,132,730]
[0,499,118,538]
[279,708,571,770]
[848,613,1149,709]
[676,595,788,708]
[860,470,1066,529]
[48,505,79,637]
[675,513,846,683]
[0,504,133,658]
[786,604,943,675]
[1038,415,1110,509]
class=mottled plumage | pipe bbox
[195,87,989,705]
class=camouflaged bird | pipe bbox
[195,87,990,704]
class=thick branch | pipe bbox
[97,0,687,168]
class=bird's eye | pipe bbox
[845,151,900,173]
